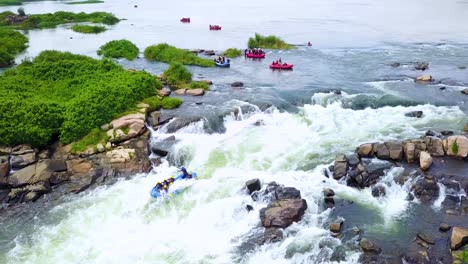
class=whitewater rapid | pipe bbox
[5,96,467,264]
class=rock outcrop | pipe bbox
[0,109,155,206]
[416,75,432,82]
[450,227,468,250]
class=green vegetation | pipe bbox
[452,141,459,154]
[0,28,28,67]
[71,128,108,153]
[143,96,183,111]
[163,62,192,86]
[71,24,106,34]
[189,81,209,90]
[144,43,215,67]
[161,62,211,90]
[247,33,293,50]
[0,10,119,29]
[0,0,22,6]
[0,50,162,147]
[223,48,242,58]
[66,0,104,4]
[97,40,139,60]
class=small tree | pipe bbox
[17,7,26,17]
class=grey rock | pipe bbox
[231,81,244,87]
[10,152,36,170]
[375,143,390,160]
[439,223,451,232]
[385,141,403,160]
[371,185,386,197]
[360,238,381,254]
[346,154,360,168]
[405,111,423,118]
[323,188,335,197]
[165,116,202,133]
[260,199,308,228]
[245,178,261,194]
[47,159,67,172]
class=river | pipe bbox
[1,0,468,263]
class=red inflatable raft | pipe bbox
[270,63,293,70]
[180,18,190,23]
[245,52,265,59]
[209,25,222,30]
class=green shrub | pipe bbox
[223,48,242,58]
[0,50,162,147]
[143,96,183,111]
[6,11,119,30]
[452,141,459,154]
[0,49,14,67]
[0,28,28,67]
[161,97,183,109]
[71,128,108,153]
[66,0,104,4]
[163,62,192,85]
[247,33,293,50]
[97,39,139,60]
[71,24,106,34]
[144,43,215,67]
[189,81,209,90]
[0,0,22,6]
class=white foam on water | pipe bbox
[6,101,466,264]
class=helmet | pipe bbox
[156,182,160,184]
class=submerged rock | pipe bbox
[414,62,429,71]
[231,81,244,88]
[412,175,439,201]
[439,223,451,232]
[359,238,381,254]
[371,185,386,197]
[405,111,423,118]
[323,188,335,197]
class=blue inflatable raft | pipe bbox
[215,59,230,68]
[150,172,197,198]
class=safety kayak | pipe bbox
[245,52,265,59]
[215,60,230,68]
[269,63,293,70]
[180,18,190,23]
[150,172,197,198]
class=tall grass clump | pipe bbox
[71,24,106,34]
[97,39,139,60]
[163,62,192,86]
[223,48,242,58]
[0,50,162,147]
[144,43,215,67]
[247,33,293,50]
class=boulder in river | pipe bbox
[461,89,468,95]
[446,135,468,158]
[186,88,205,96]
[357,143,374,157]
[464,123,468,132]
[404,142,416,163]
[439,223,451,232]
[405,111,423,118]
[419,151,433,171]
[165,116,203,133]
[414,62,429,71]
[260,198,307,228]
[450,227,468,250]
[333,154,348,180]
[323,188,335,197]
[330,220,343,233]
[231,81,244,88]
[385,141,403,160]
[416,75,432,82]
[251,182,302,202]
[359,238,381,254]
[371,185,386,197]
[245,178,261,194]
[411,174,439,201]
